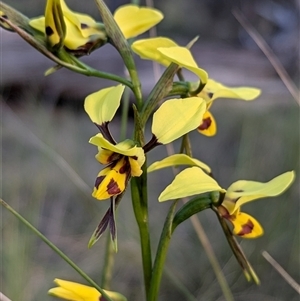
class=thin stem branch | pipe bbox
[0,198,114,301]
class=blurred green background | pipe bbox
[1,0,299,300]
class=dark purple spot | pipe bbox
[198,117,212,130]
[45,26,54,36]
[119,159,130,174]
[99,296,108,301]
[237,219,254,236]
[81,23,89,29]
[95,176,105,189]
[1,14,8,19]
[107,179,121,195]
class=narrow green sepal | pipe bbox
[94,0,142,107]
[172,195,212,232]
[141,63,179,126]
[214,207,260,284]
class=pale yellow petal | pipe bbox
[147,154,211,173]
[159,166,225,202]
[152,97,206,144]
[158,47,208,83]
[230,212,264,238]
[204,79,261,103]
[89,134,145,166]
[197,110,217,136]
[29,17,45,33]
[131,37,178,66]
[84,85,125,125]
[114,4,163,39]
[224,171,295,214]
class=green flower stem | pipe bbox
[94,0,143,109]
[147,200,178,301]
[0,198,114,301]
[130,164,152,297]
[140,63,179,126]
[120,87,131,141]
[0,16,133,89]
[101,233,115,290]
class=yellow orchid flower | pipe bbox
[29,0,107,54]
[114,4,163,39]
[84,85,208,198]
[131,37,208,84]
[159,166,295,238]
[196,78,261,136]
[48,278,127,301]
[89,134,145,201]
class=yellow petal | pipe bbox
[158,47,208,83]
[95,148,120,165]
[45,0,65,48]
[230,212,264,238]
[89,134,145,166]
[204,78,261,103]
[49,279,100,301]
[159,166,225,202]
[114,4,163,39]
[152,97,206,144]
[197,110,217,136]
[60,0,103,38]
[131,37,178,66]
[129,157,143,177]
[93,159,128,200]
[84,85,125,125]
[147,154,211,173]
[29,17,45,33]
[224,171,295,214]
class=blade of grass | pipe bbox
[0,198,114,301]
[232,8,299,105]
[262,251,300,294]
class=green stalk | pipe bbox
[0,198,114,301]
[101,233,115,289]
[120,87,131,141]
[130,164,152,297]
[147,200,178,301]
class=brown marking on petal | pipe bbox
[107,178,122,195]
[80,23,88,29]
[99,296,108,301]
[218,205,230,219]
[234,189,244,193]
[106,152,121,163]
[198,117,212,131]
[131,155,138,160]
[208,92,214,98]
[95,176,105,189]
[237,219,254,236]
[119,158,131,174]
[1,14,8,19]
[45,26,54,36]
